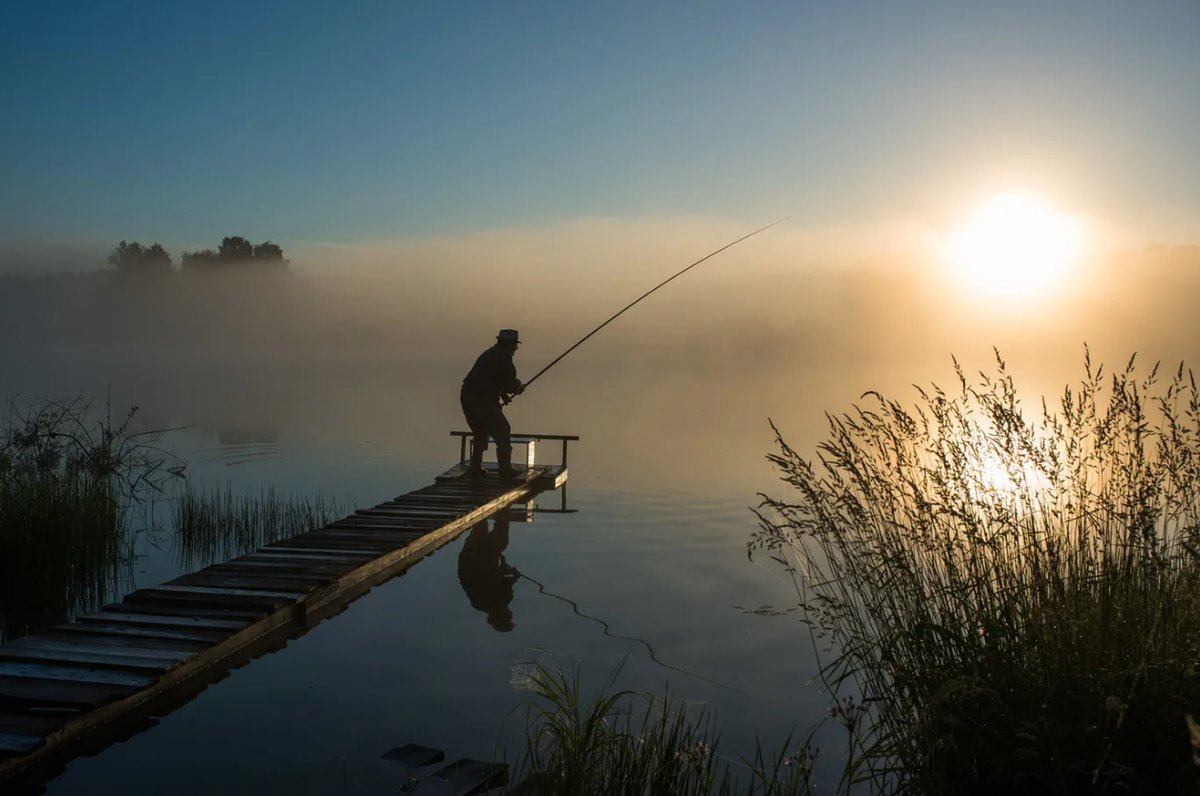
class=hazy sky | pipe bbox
[2,1,1198,256]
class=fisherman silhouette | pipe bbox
[460,329,524,479]
[457,513,518,632]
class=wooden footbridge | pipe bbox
[0,432,576,790]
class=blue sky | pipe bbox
[2,1,1198,256]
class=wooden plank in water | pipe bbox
[411,758,508,795]
[381,743,445,767]
[101,602,269,622]
[0,734,42,755]
[0,675,138,709]
[20,633,207,657]
[268,540,401,555]
[51,622,226,645]
[251,546,377,559]
[167,572,327,593]
[80,611,250,631]
[376,498,481,508]
[326,521,439,533]
[46,625,219,649]
[208,559,357,576]
[0,662,155,688]
[0,712,66,739]
[305,527,426,540]
[122,587,299,612]
[0,645,179,674]
[367,501,475,513]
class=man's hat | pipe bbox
[497,329,520,344]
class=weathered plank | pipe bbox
[251,546,377,559]
[0,734,42,755]
[51,623,225,645]
[16,633,206,657]
[0,675,137,709]
[410,758,508,796]
[327,517,436,529]
[381,743,445,768]
[0,645,179,674]
[100,602,269,622]
[0,712,66,739]
[81,611,251,631]
[0,662,155,688]
[122,587,299,612]
[167,573,327,593]
[208,559,356,576]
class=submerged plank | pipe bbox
[0,734,42,755]
[381,743,445,768]
[411,758,508,796]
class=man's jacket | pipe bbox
[461,345,521,404]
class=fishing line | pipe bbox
[518,219,786,394]
[517,570,754,699]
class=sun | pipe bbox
[945,193,1084,298]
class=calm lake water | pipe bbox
[8,354,841,795]
[4,259,1188,792]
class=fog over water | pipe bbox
[3,222,1198,477]
[3,223,1200,792]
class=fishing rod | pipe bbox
[516,219,786,395]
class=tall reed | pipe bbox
[0,397,180,640]
[753,351,1200,792]
[174,482,344,568]
[512,663,817,795]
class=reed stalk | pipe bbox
[754,350,1200,792]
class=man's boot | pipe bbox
[496,446,519,480]
[467,443,488,478]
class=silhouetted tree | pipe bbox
[180,249,218,269]
[252,241,286,263]
[218,236,254,261]
[182,237,288,271]
[107,241,173,274]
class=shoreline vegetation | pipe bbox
[0,397,176,641]
[754,350,1200,792]
[0,397,340,642]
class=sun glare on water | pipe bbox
[945,193,1084,299]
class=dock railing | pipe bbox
[451,431,579,471]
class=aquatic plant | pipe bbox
[511,663,817,795]
[174,482,344,567]
[753,350,1200,792]
[0,397,181,640]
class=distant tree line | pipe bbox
[107,237,288,274]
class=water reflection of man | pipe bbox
[460,329,524,479]
[457,513,518,632]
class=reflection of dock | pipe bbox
[0,435,574,788]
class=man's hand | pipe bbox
[514,381,525,395]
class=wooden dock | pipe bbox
[0,434,574,788]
